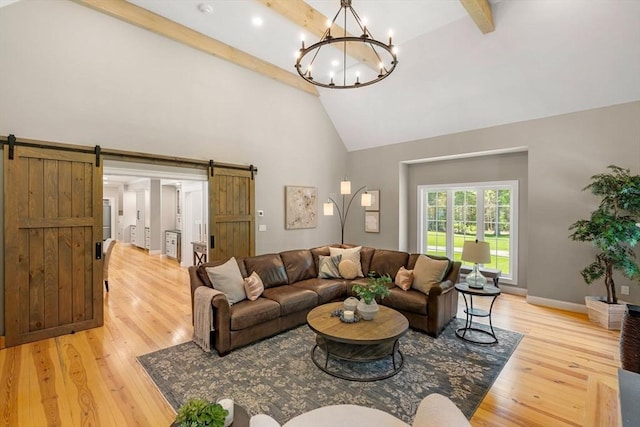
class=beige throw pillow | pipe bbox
[329,246,364,277]
[411,255,450,295]
[205,257,247,305]
[395,266,413,291]
[318,254,342,279]
[338,259,358,280]
[243,271,264,301]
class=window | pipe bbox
[418,181,518,282]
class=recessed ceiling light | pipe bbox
[198,3,214,14]
[331,60,340,67]
[251,16,263,27]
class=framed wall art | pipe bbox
[365,211,380,233]
[285,186,318,229]
[365,190,380,211]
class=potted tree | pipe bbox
[569,165,640,329]
[173,398,229,427]
[352,273,391,320]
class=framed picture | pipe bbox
[285,186,318,229]
[365,190,380,211]
[365,211,380,233]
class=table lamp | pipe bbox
[461,240,491,289]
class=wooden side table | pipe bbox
[455,283,501,344]
[192,241,208,266]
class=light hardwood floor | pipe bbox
[0,244,622,426]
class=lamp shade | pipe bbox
[361,192,372,207]
[323,202,334,216]
[461,240,490,264]
[340,180,351,195]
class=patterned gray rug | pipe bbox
[138,318,522,424]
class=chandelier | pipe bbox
[295,0,398,89]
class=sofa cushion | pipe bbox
[310,244,341,273]
[342,244,375,274]
[395,266,413,291]
[229,298,281,330]
[262,285,318,316]
[339,259,359,279]
[369,249,409,278]
[330,246,364,277]
[382,287,428,315]
[280,249,316,283]
[243,272,265,301]
[407,253,451,273]
[205,257,247,305]
[197,257,247,287]
[243,254,289,288]
[360,246,376,276]
[412,255,451,294]
[318,254,342,279]
[292,278,347,304]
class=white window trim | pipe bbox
[417,180,518,284]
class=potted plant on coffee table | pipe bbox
[569,165,640,330]
[173,398,228,427]
[352,272,392,320]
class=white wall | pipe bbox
[346,102,640,307]
[0,0,349,334]
[0,0,347,253]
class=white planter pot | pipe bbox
[357,299,378,320]
[585,296,628,330]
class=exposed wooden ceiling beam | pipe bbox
[72,0,319,96]
[459,0,495,34]
[257,0,380,71]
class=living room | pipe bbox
[0,0,638,426]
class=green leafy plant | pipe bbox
[352,272,392,304]
[569,165,640,304]
[175,398,228,427]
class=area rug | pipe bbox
[138,318,522,424]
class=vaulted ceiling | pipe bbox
[10,0,640,151]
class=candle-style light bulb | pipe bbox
[300,33,306,49]
[361,17,368,37]
[388,29,393,45]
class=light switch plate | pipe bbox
[258,224,267,232]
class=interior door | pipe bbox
[4,146,103,347]
[208,166,255,261]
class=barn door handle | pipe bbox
[96,242,102,260]
[210,235,215,249]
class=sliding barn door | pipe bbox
[208,166,255,262]
[4,146,103,347]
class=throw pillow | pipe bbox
[412,255,451,295]
[318,254,342,279]
[338,259,358,280]
[395,266,413,291]
[205,257,247,305]
[243,271,264,301]
[329,246,364,277]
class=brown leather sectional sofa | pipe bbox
[188,244,461,356]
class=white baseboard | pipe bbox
[526,295,587,313]
[149,250,161,255]
[499,285,527,296]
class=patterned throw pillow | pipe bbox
[329,246,364,277]
[318,254,342,279]
[205,257,247,304]
[243,271,265,301]
[411,255,451,295]
[395,266,413,291]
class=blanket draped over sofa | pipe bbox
[188,244,461,356]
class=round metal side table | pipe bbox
[455,283,501,344]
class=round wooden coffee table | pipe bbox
[306,302,409,382]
